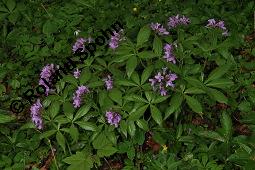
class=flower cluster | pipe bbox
[163,44,176,64]
[30,99,43,130]
[72,37,94,53]
[167,14,190,28]
[73,68,81,79]
[39,64,55,96]
[105,111,121,127]
[103,75,113,90]
[150,23,169,35]
[109,29,124,49]
[73,85,90,108]
[206,19,228,36]
[149,68,178,96]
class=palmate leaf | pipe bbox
[63,151,93,170]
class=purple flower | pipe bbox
[105,111,121,127]
[38,64,55,96]
[149,68,177,96]
[166,73,178,81]
[168,14,190,28]
[216,21,226,30]
[72,37,94,53]
[30,99,43,130]
[163,44,176,64]
[72,38,86,53]
[155,72,164,82]
[109,29,124,49]
[73,85,90,108]
[149,78,157,86]
[73,68,81,79]
[206,19,216,27]
[159,86,168,96]
[206,19,229,36]
[150,23,169,35]
[103,75,113,90]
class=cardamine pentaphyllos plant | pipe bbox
[6,2,251,169]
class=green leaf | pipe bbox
[125,94,148,103]
[136,119,149,131]
[185,95,202,114]
[63,152,93,170]
[120,121,127,138]
[111,54,135,63]
[73,104,91,121]
[127,121,136,137]
[63,75,78,86]
[48,101,60,119]
[75,121,97,131]
[99,91,113,108]
[5,0,16,12]
[115,79,137,86]
[207,88,228,104]
[165,93,183,119]
[184,87,206,94]
[198,131,225,142]
[42,20,58,35]
[108,88,122,105]
[79,68,92,84]
[153,35,162,56]
[141,65,154,84]
[176,123,183,139]
[138,51,156,59]
[131,71,140,85]
[40,130,57,139]
[205,78,233,89]
[128,104,148,121]
[145,91,154,102]
[69,126,79,143]
[152,95,169,104]
[88,81,104,88]
[150,105,162,125]
[0,114,15,123]
[97,145,118,157]
[56,131,66,152]
[63,102,75,120]
[92,132,108,149]
[205,64,231,83]
[137,25,151,46]
[126,55,137,78]
[184,77,205,89]
[73,0,94,8]
[221,112,232,140]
